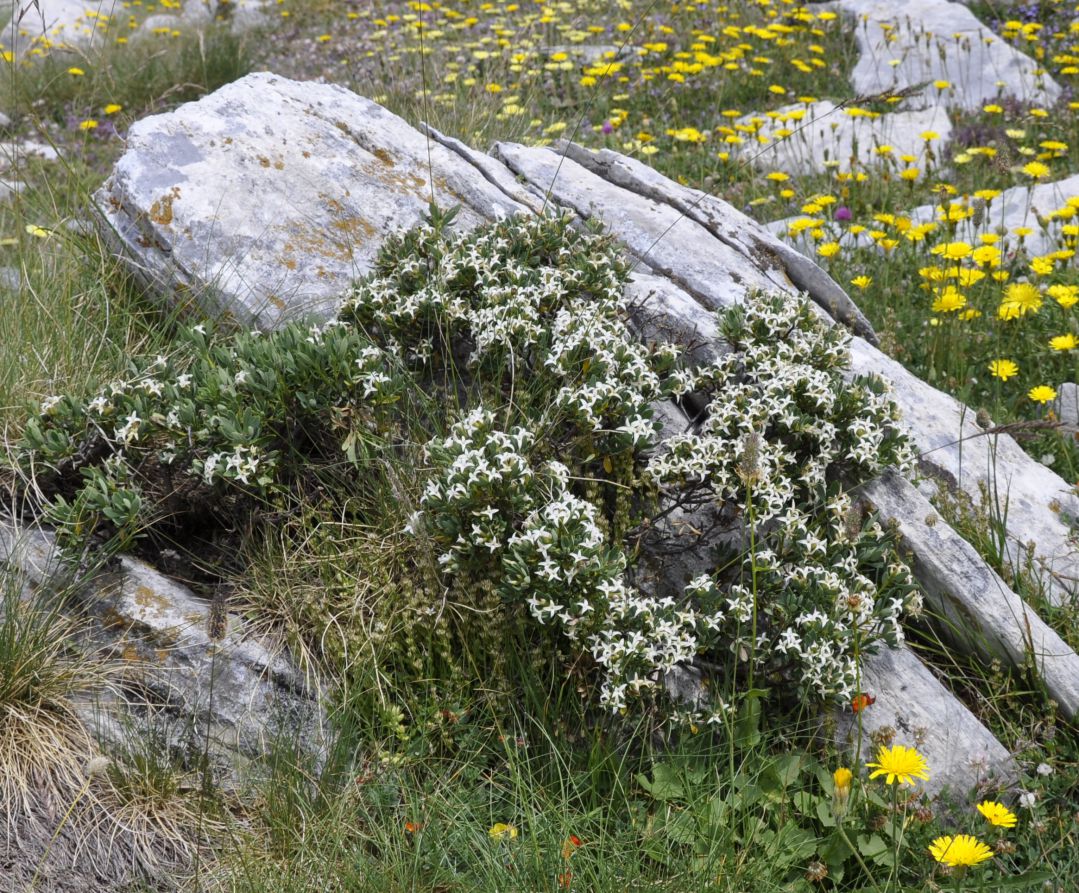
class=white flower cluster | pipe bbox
[396,218,919,716]
[506,488,703,713]
[419,408,537,569]
[194,443,264,487]
[342,214,673,445]
[419,409,705,712]
[644,293,919,701]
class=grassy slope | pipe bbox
[0,0,1077,891]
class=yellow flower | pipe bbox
[832,767,852,818]
[932,286,966,313]
[971,245,1001,267]
[900,167,920,181]
[488,823,518,840]
[977,800,1018,828]
[1022,161,1051,179]
[1050,334,1078,351]
[851,275,872,290]
[667,126,706,143]
[929,835,994,867]
[1030,256,1054,276]
[866,744,929,786]
[78,119,98,131]
[67,66,85,76]
[103,103,122,115]
[931,241,972,260]
[818,242,841,258]
[1048,284,1079,308]
[998,282,1042,319]
[1029,385,1057,404]
[989,359,1019,381]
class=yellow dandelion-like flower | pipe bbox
[932,286,966,313]
[851,275,872,290]
[488,823,518,840]
[1050,334,1078,351]
[1048,284,1078,308]
[931,241,972,260]
[866,744,930,786]
[1029,385,1057,404]
[977,800,1018,828]
[929,835,994,867]
[817,241,841,258]
[998,282,1042,319]
[1022,161,1051,179]
[989,359,1019,381]
[832,767,852,818]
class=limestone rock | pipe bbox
[1055,382,1079,430]
[900,174,1079,258]
[846,341,1079,606]
[836,0,1061,111]
[93,72,525,329]
[767,173,1079,261]
[732,101,952,176]
[0,516,324,785]
[539,44,634,64]
[837,644,1016,797]
[0,265,21,292]
[0,140,58,165]
[862,470,1079,719]
[3,0,114,53]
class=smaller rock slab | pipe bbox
[767,173,1079,260]
[732,102,952,176]
[0,516,323,784]
[838,644,1017,796]
[863,470,1079,719]
[836,0,1062,111]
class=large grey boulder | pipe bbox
[862,470,1079,718]
[731,101,952,176]
[93,73,524,329]
[95,73,1079,793]
[835,0,1062,111]
[3,0,112,53]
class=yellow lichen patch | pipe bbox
[149,186,182,226]
[372,146,396,167]
[132,584,171,611]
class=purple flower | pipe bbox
[834,206,852,222]
[602,120,614,135]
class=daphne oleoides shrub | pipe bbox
[11,209,920,723]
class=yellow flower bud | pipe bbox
[832,767,852,819]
